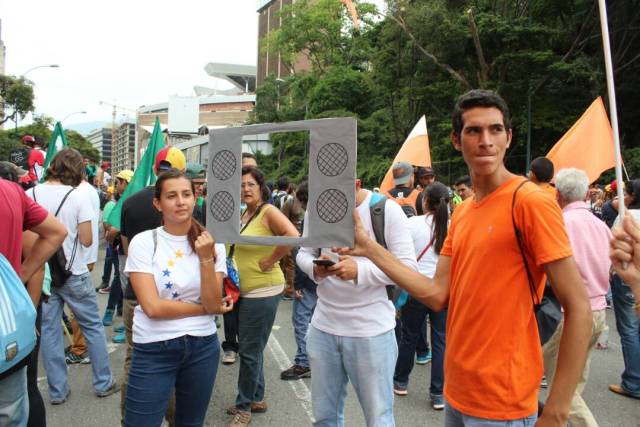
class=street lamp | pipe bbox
[61,111,87,123]
[22,64,60,78]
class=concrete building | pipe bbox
[112,122,136,174]
[256,0,311,86]
[87,127,113,163]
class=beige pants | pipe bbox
[542,310,606,427]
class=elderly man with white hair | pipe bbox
[543,167,613,427]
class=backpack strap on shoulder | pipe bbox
[369,192,387,249]
[511,179,540,307]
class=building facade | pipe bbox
[87,127,113,163]
[257,0,311,87]
[111,122,136,174]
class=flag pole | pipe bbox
[597,0,624,218]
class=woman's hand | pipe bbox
[195,231,216,262]
[334,210,374,258]
[611,214,640,288]
[258,257,275,272]
[219,296,234,314]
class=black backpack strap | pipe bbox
[369,196,387,249]
[511,179,541,307]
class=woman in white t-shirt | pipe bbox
[124,169,233,426]
[393,182,450,410]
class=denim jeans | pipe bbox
[292,287,318,368]
[222,302,239,353]
[101,244,114,285]
[106,250,122,313]
[445,403,536,427]
[125,334,220,427]
[0,367,28,427]
[307,326,398,427]
[41,273,114,401]
[394,297,447,396]
[611,274,640,397]
[235,294,281,411]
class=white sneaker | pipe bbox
[222,350,237,365]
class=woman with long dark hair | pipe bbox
[393,182,450,410]
[124,169,233,426]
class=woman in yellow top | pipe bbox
[227,166,298,425]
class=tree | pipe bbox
[0,75,35,126]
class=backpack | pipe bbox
[9,147,31,171]
[0,253,37,374]
[386,188,418,218]
[273,191,289,209]
[368,193,408,308]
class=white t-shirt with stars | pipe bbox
[125,226,227,344]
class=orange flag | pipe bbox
[546,97,615,183]
[380,116,431,193]
[340,0,360,30]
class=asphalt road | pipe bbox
[43,251,640,426]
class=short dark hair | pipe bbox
[242,166,271,202]
[296,181,309,205]
[625,179,640,209]
[452,89,511,136]
[46,148,85,186]
[277,176,290,191]
[242,152,257,161]
[454,175,472,187]
[530,157,554,183]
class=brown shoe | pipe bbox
[609,384,640,399]
[250,400,267,413]
[228,411,251,427]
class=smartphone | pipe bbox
[313,259,336,267]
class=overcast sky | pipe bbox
[2,0,385,130]
[2,1,261,126]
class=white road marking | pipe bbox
[267,333,314,422]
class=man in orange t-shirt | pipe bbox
[344,89,592,426]
[529,157,557,200]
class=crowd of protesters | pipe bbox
[1,89,639,427]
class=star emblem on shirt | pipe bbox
[162,269,171,277]
[175,250,184,259]
[164,282,173,289]
[172,291,179,299]
[167,260,175,267]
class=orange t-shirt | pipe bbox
[440,177,572,420]
[540,183,557,200]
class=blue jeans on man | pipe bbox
[611,274,640,397]
[394,297,447,397]
[125,334,220,426]
[307,326,398,427]
[0,367,28,427]
[445,403,536,427]
[41,273,115,401]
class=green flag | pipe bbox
[41,121,68,182]
[107,117,165,230]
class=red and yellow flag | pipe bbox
[380,116,431,193]
[546,97,616,183]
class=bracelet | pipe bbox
[634,303,640,310]
[199,257,214,264]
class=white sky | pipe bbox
[2,0,385,128]
[1,1,260,126]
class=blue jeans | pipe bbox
[235,294,281,411]
[394,297,447,396]
[0,367,28,427]
[611,274,640,396]
[106,250,122,313]
[292,287,317,368]
[307,326,398,427]
[101,244,115,284]
[41,273,114,401]
[445,403,536,426]
[125,334,220,427]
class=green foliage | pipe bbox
[0,75,35,125]
[252,0,640,186]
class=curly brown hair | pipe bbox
[45,148,85,186]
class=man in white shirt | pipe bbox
[297,180,417,426]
